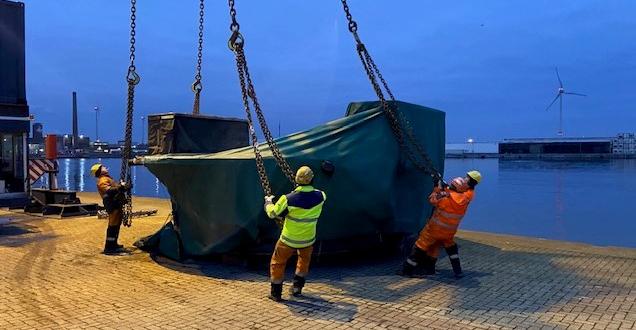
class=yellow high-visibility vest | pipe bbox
[266,185,326,248]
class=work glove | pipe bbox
[119,181,133,192]
[436,191,450,199]
[263,195,275,213]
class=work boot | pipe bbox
[397,258,417,277]
[290,275,306,296]
[103,225,126,255]
[445,244,463,278]
[418,256,437,276]
[449,258,463,278]
[268,283,283,302]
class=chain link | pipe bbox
[339,0,441,180]
[192,0,204,115]
[120,0,140,227]
[227,0,295,198]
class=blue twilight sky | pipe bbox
[21,1,636,143]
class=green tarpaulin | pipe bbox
[142,101,445,258]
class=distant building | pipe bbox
[612,133,636,155]
[499,138,612,155]
[0,0,29,194]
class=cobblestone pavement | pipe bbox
[0,194,634,329]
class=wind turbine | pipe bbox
[545,67,586,136]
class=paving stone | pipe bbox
[0,194,634,329]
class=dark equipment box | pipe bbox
[147,113,249,155]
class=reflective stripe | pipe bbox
[431,217,459,230]
[285,215,318,223]
[106,237,117,241]
[449,254,459,259]
[281,235,315,246]
[406,258,417,266]
[437,210,464,220]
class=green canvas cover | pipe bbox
[142,101,445,257]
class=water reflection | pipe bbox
[63,158,70,189]
[34,158,168,199]
[79,158,86,191]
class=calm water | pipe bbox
[37,158,636,248]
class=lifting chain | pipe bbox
[120,0,140,227]
[192,0,204,115]
[227,0,295,197]
[339,0,441,180]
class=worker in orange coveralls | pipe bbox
[399,170,481,278]
[91,163,132,255]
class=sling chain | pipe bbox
[339,0,442,180]
[192,0,204,115]
[227,0,295,197]
[120,0,140,227]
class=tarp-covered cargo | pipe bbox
[142,101,445,258]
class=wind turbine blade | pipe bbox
[555,67,563,88]
[545,94,560,111]
[565,92,587,97]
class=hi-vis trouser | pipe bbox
[415,209,464,258]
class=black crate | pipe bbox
[147,113,249,155]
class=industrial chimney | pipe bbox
[72,91,78,149]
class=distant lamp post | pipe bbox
[467,138,475,156]
[94,106,100,142]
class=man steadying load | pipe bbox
[91,163,132,255]
[264,166,327,302]
[399,170,481,278]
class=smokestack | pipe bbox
[72,91,78,148]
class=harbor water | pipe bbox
[37,158,636,248]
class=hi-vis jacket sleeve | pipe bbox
[265,195,288,219]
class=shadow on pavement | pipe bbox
[0,221,56,247]
[284,294,358,322]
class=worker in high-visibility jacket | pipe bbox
[264,166,326,302]
[399,170,481,278]
[91,163,132,255]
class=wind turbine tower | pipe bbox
[545,67,587,136]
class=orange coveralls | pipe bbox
[415,186,474,258]
[97,174,123,227]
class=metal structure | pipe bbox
[72,91,78,149]
[94,106,100,141]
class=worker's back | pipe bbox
[279,185,326,249]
